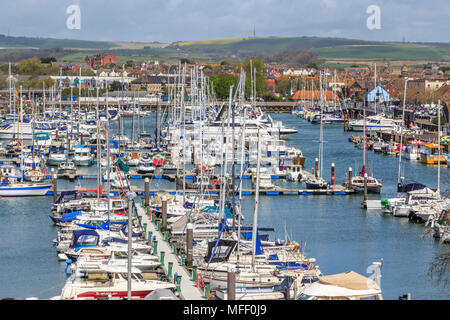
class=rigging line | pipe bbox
[101,122,127,200]
[206,160,249,270]
[182,131,221,233]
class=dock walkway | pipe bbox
[136,203,205,300]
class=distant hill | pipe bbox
[171,37,450,61]
[0,34,116,50]
[1,34,450,63]
[171,36,380,58]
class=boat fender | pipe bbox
[65,259,73,274]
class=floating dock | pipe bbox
[135,203,205,300]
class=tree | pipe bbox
[180,58,192,64]
[428,251,449,289]
[18,77,56,89]
[263,50,319,67]
[109,80,123,92]
[17,58,44,75]
[241,57,264,98]
[209,74,238,99]
[275,77,293,95]
[40,56,56,64]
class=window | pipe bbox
[77,234,99,247]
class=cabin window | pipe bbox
[77,234,98,246]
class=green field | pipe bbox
[313,43,450,61]
[0,34,116,50]
[1,34,450,65]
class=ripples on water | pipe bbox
[0,113,448,299]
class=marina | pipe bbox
[0,5,449,302]
[0,105,448,300]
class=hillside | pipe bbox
[170,37,381,58]
[0,34,117,50]
[1,35,450,64]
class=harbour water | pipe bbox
[0,113,448,299]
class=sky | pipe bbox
[0,0,448,44]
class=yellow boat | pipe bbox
[420,143,447,164]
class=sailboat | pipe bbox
[345,94,382,194]
[0,87,52,196]
[305,72,328,190]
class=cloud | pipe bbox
[0,0,447,43]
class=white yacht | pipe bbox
[59,265,176,300]
[349,115,398,132]
[73,146,94,166]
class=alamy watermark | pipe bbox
[66,4,81,30]
[366,5,381,30]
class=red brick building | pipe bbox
[85,52,118,69]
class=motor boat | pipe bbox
[59,265,175,300]
[305,176,328,189]
[137,153,155,174]
[73,146,94,166]
[58,161,77,176]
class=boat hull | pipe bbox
[0,184,52,196]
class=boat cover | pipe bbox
[319,271,380,290]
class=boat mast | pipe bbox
[181,63,186,203]
[42,81,46,116]
[19,86,23,182]
[8,62,12,115]
[237,72,246,262]
[96,87,101,204]
[374,63,377,115]
[78,67,81,139]
[251,127,261,272]
[397,78,408,193]
[437,100,441,195]
[318,71,324,178]
[363,91,367,177]
[106,103,111,237]
[31,95,35,171]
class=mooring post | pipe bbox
[144,177,149,207]
[153,240,158,255]
[227,266,236,300]
[172,241,177,254]
[160,251,165,267]
[192,266,197,282]
[162,198,168,231]
[348,167,353,189]
[52,169,57,203]
[363,173,368,207]
[315,158,319,178]
[168,261,173,278]
[186,223,193,267]
[331,163,335,189]
[176,275,182,292]
[204,282,210,299]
